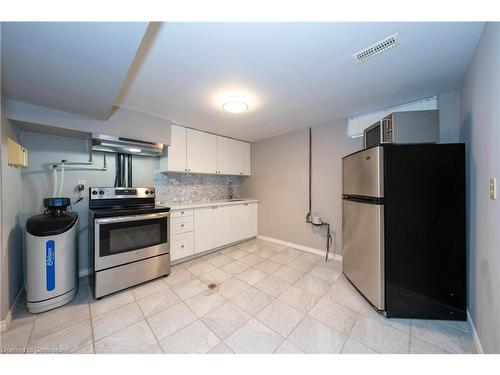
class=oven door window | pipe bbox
[99,217,167,257]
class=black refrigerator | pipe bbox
[342,143,466,320]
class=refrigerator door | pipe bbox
[342,198,385,310]
[342,146,384,198]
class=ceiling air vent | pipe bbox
[353,33,399,63]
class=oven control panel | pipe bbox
[89,187,155,199]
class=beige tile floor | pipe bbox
[0,239,476,354]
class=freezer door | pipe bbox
[342,146,384,198]
[342,198,385,310]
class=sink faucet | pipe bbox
[228,181,233,200]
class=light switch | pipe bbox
[489,178,497,200]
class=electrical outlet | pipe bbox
[77,179,86,192]
[489,177,496,200]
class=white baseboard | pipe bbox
[0,287,24,332]
[257,235,342,262]
[467,309,484,354]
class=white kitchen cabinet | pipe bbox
[174,201,258,263]
[214,204,244,246]
[171,216,194,235]
[163,125,251,176]
[229,204,243,243]
[187,129,217,174]
[194,206,215,253]
[214,204,232,247]
[164,125,187,172]
[171,232,194,261]
[241,202,258,238]
[228,139,242,175]
[235,140,251,176]
[215,136,231,175]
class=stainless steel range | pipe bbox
[89,187,170,298]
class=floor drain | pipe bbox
[208,283,218,289]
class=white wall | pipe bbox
[459,22,500,353]
[19,131,159,275]
[241,121,363,255]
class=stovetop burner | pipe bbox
[88,187,170,217]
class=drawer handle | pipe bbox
[181,211,184,215]
[181,224,184,227]
[181,245,184,248]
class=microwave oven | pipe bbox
[364,110,440,149]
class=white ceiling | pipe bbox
[1,22,148,119]
[2,22,484,141]
[117,22,484,141]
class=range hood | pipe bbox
[92,134,163,157]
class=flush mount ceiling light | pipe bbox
[212,88,257,114]
[222,97,249,114]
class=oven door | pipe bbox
[94,212,170,271]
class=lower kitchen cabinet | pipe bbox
[194,206,215,253]
[171,232,194,261]
[241,202,258,238]
[214,205,235,248]
[171,202,258,263]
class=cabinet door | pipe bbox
[241,203,258,238]
[242,142,251,176]
[233,140,251,176]
[216,136,230,175]
[187,129,217,174]
[171,232,194,261]
[194,206,215,253]
[247,202,258,237]
[228,138,241,175]
[214,205,232,247]
[229,204,243,243]
[166,125,187,172]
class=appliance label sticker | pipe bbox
[46,240,55,291]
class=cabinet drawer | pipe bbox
[171,216,194,235]
[170,232,194,261]
[171,209,194,218]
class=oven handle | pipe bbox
[95,212,170,225]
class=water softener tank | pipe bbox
[26,198,78,313]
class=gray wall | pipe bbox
[459,22,500,353]
[241,121,363,255]
[241,89,463,257]
[438,90,460,143]
[1,95,24,321]
[19,131,159,275]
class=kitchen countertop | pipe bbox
[157,198,260,210]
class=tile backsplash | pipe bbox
[154,172,243,203]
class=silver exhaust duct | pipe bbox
[92,134,163,157]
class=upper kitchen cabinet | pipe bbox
[163,124,187,172]
[162,125,251,176]
[187,129,217,174]
[215,136,233,175]
[216,136,251,176]
[238,141,251,176]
